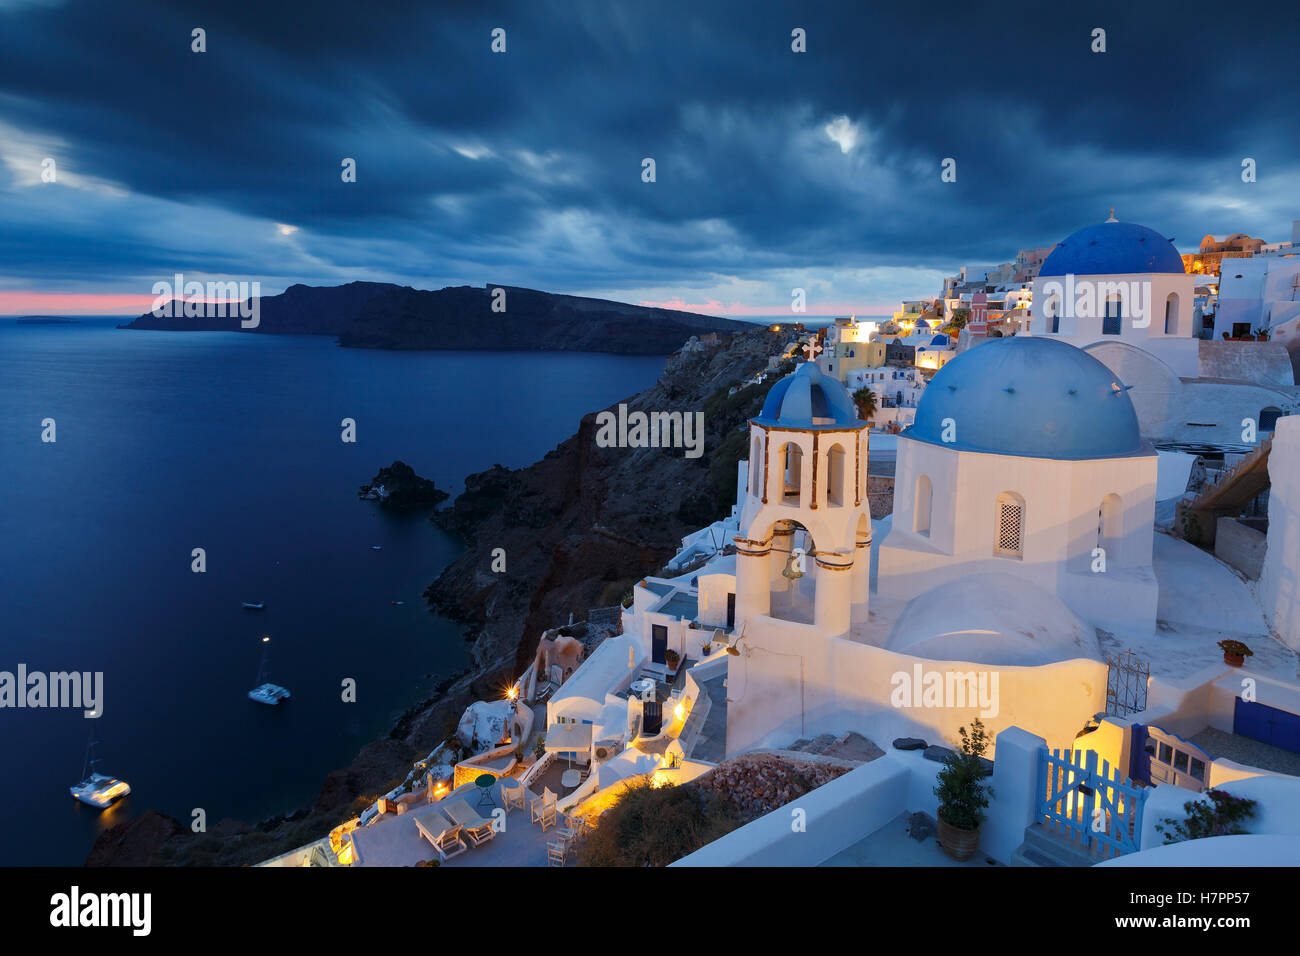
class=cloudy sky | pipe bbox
[0,0,1296,316]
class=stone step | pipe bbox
[1012,824,1108,868]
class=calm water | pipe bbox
[0,318,665,865]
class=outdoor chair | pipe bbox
[546,840,568,867]
[500,779,526,813]
[412,807,467,863]
[531,788,557,831]
[443,798,497,848]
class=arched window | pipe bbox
[751,435,764,495]
[1103,295,1123,335]
[994,492,1025,558]
[1164,293,1179,335]
[1098,494,1122,561]
[914,475,932,536]
[781,442,803,503]
[827,443,847,507]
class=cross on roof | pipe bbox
[802,338,823,361]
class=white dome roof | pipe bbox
[884,573,1101,666]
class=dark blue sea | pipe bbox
[0,317,665,865]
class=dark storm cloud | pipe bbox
[0,0,1296,303]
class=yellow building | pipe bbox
[817,317,886,382]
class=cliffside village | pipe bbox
[266,213,1300,868]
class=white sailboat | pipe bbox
[248,635,291,705]
[70,740,130,809]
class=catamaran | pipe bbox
[241,601,266,609]
[248,635,291,705]
[70,741,131,809]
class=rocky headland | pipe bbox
[119,281,751,355]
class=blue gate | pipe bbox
[1037,747,1148,859]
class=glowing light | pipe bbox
[674,703,685,722]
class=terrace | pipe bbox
[348,776,591,868]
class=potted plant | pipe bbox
[932,719,993,861]
[664,649,681,676]
[1218,639,1253,667]
[701,642,712,657]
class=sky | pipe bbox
[0,0,1296,316]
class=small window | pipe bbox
[994,492,1024,558]
[1190,757,1206,781]
[1173,750,1190,774]
[1103,296,1123,335]
[1159,743,1173,764]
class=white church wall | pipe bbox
[1260,415,1300,651]
[880,439,1158,634]
[723,618,1106,757]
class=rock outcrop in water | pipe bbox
[119,281,751,355]
[358,461,449,511]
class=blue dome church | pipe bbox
[1029,213,1200,380]
[877,336,1160,635]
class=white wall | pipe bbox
[1030,271,1200,377]
[879,438,1159,635]
[674,725,1046,867]
[724,617,1106,757]
[672,753,912,866]
[1260,416,1300,651]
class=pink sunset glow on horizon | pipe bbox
[0,291,162,316]
[638,296,897,318]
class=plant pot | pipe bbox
[937,817,980,861]
[1224,653,1244,667]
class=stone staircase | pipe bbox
[1010,823,1109,867]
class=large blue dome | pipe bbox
[753,361,862,430]
[906,337,1145,460]
[1039,220,1185,277]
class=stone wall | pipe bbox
[1215,517,1267,579]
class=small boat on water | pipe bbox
[391,600,405,606]
[249,635,290,706]
[370,545,383,551]
[242,602,266,610]
[249,683,291,705]
[70,742,130,809]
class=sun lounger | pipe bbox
[443,798,497,847]
[410,804,467,862]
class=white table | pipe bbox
[561,769,582,788]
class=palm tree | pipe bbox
[852,386,876,421]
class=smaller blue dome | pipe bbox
[1040,220,1185,277]
[754,362,862,430]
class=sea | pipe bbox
[0,317,667,865]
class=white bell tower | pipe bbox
[733,362,870,639]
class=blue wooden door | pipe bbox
[1234,698,1300,753]
[651,624,667,665]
